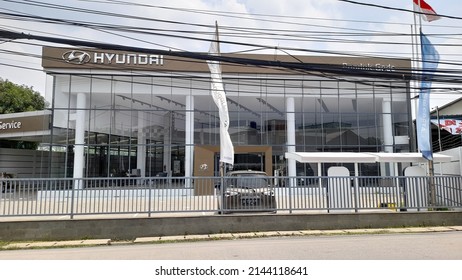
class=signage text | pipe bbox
[342,63,396,72]
[0,120,22,130]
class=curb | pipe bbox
[2,226,462,250]
[3,239,111,249]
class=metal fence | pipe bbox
[1,175,461,218]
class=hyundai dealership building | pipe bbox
[0,47,413,179]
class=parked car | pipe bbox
[217,170,277,213]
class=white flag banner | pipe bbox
[206,28,234,165]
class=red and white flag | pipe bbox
[413,0,441,22]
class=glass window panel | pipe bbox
[357,114,381,150]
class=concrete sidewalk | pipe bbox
[3,225,462,250]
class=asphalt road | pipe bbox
[1,231,461,260]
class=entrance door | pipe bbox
[194,146,272,176]
[216,153,265,174]
[194,146,273,195]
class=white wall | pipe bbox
[434,147,462,176]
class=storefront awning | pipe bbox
[285,152,453,163]
[370,152,452,163]
[284,152,376,163]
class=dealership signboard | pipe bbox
[42,47,411,77]
[0,111,51,138]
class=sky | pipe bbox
[1,0,461,110]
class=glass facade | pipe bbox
[42,71,412,178]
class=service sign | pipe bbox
[0,114,50,135]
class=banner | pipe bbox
[206,26,234,165]
[431,119,462,135]
[417,32,440,160]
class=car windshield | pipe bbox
[229,175,268,188]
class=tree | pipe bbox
[0,78,48,149]
[0,78,46,114]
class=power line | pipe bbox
[1,1,462,89]
[338,0,462,21]
[3,0,458,43]
[2,0,462,62]
[0,29,417,78]
[4,28,462,93]
[2,9,460,64]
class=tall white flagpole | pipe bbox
[416,0,437,207]
[412,2,420,149]
[206,22,234,213]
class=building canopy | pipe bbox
[285,152,453,163]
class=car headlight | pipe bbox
[225,191,239,196]
[262,190,275,196]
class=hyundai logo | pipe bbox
[62,50,91,64]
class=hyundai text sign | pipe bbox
[42,47,167,70]
[61,50,164,66]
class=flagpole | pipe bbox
[436,106,442,152]
[413,0,421,149]
[208,21,234,213]
[415,0,436,208]
[215,21,220,56]
[215,21,225,214]
[413,0,434,206]
[435,106,444,176]
[411,4,419,152]
[418,0,423,31]
[215,21,226,186]
[420,1,436,210]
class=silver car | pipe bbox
[217,170,277,213]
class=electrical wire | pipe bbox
[1,0,462,100]
[1,9,460,68]
[1,0,460,57]
[338,0,462,22]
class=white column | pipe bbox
[286,97,296,186]
[382,99,394,153]
[185,95,194,188]
[382,99,394,176]
[137,111,146,177]
[73,92,87,188]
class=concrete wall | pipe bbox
[1,212,461,242]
